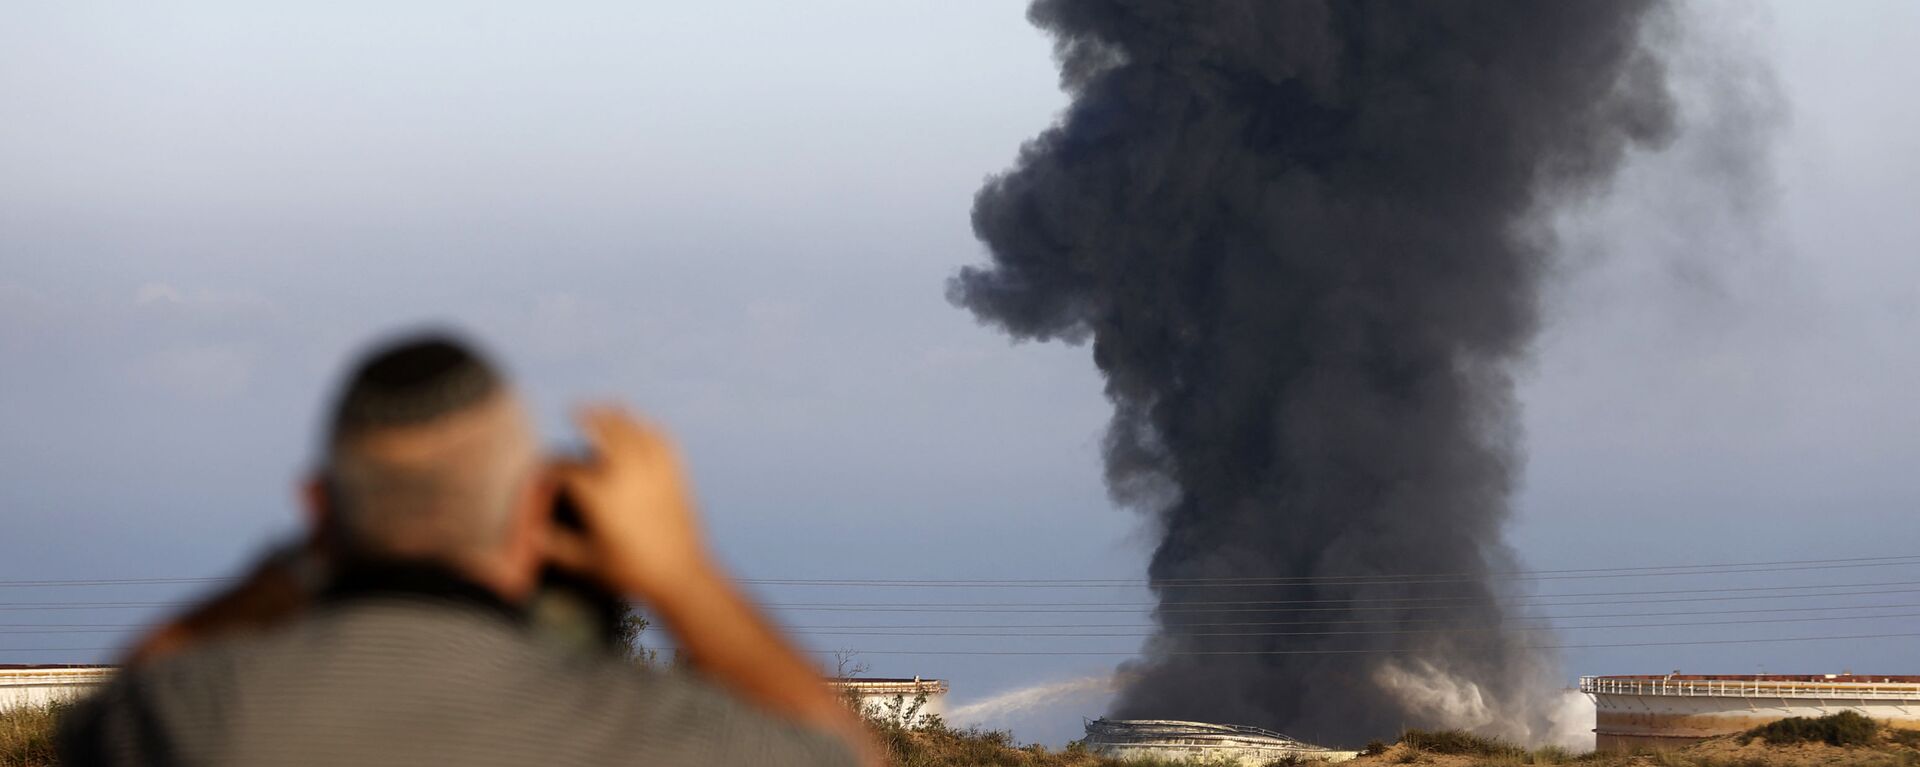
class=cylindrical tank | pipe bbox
[1582,674,1920,751]
[1082,718,1356,764]
[826,677,949,727]
[0,665,116,712]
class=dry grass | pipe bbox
[0,703,64,767]
[867,717,1207,767]
[1399,730,1528,760]
[1748,711,1879,747]
[14,697,1920,767]
[1337,718,1920,767]
[866,714,1365,766]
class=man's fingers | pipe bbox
[575,406,637,451]
[574,405,666,458]
[550,458,600,495]
[572,408,615,456]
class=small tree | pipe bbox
[831,649,870,680]
[615,606,658,666]
[874,690,937,729]
[829,649,871,713]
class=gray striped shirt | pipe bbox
[60,596,857,766]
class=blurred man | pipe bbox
[61,335,877,766]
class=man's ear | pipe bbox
[300,475,332,544]
[488,469,557,601]
[511,470,558,556]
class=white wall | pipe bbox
[0,667,115,712]
[851,689,948,727]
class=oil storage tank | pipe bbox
[0,665,115,712]
[1582,674,1920,750]
[827,676,948,727]
[1083,718,1357,764]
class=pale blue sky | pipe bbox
[3,0,1918,747]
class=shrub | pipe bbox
[1399,729,1525,758]
[1361,740,1391,756]
[1748,711,1880,747]
[1649,750,1691,767]
[1,702,66,767]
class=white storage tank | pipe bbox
[827,676,949,726]
[1082,718,1357,765]
[1582,674,1920,751]
[0,665,116,712]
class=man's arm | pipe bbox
[549,407,881,767]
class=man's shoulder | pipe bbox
[68,601,560,733]
[62,605,855,766]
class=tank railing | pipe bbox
[1580,676,1920,700]
[0,669,117,686]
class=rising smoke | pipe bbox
[952,1,1688,745]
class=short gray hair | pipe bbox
[323,334,537,565]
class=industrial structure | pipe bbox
[0,665,115,712]
[828,676,949,726]
[1082,718,1357,765]
[8,665,950,726]
[1582,674,1920,750]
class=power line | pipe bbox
[760,592,1920,615]
[767,632,1920,656]
[740,557,1920,588]
[804,631,1920,656]
[0,578,225,590]
[11,608,1920,637]
[729,578,1920,608]
[0,623,143,628]
[765,586,1920,613]
[12,630,1920,657]
[782,600,1920,629]
[777,611,1920,638]
[768,581,1920,612]
[14,598,1920,630]
[0,603,169,611]
[13,582,1920,613]
[8,554,1920,590]
[14,577,1908,609]
[0,629,159,634]
[16,599,1920,631]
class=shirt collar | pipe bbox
[320,559,525,625]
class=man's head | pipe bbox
[311,334,550,598]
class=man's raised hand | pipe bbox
[547,406,712,599]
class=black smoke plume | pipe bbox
[952,1,1679,744]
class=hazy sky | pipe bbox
[4,0,1918,747]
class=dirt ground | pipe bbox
[1340,733,1920,767]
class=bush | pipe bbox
[862,707,1120,766]
[1361,740,1391,756]
[1,702,66,767]
[1399,729,1525,759]
[1748,711,1880,747]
